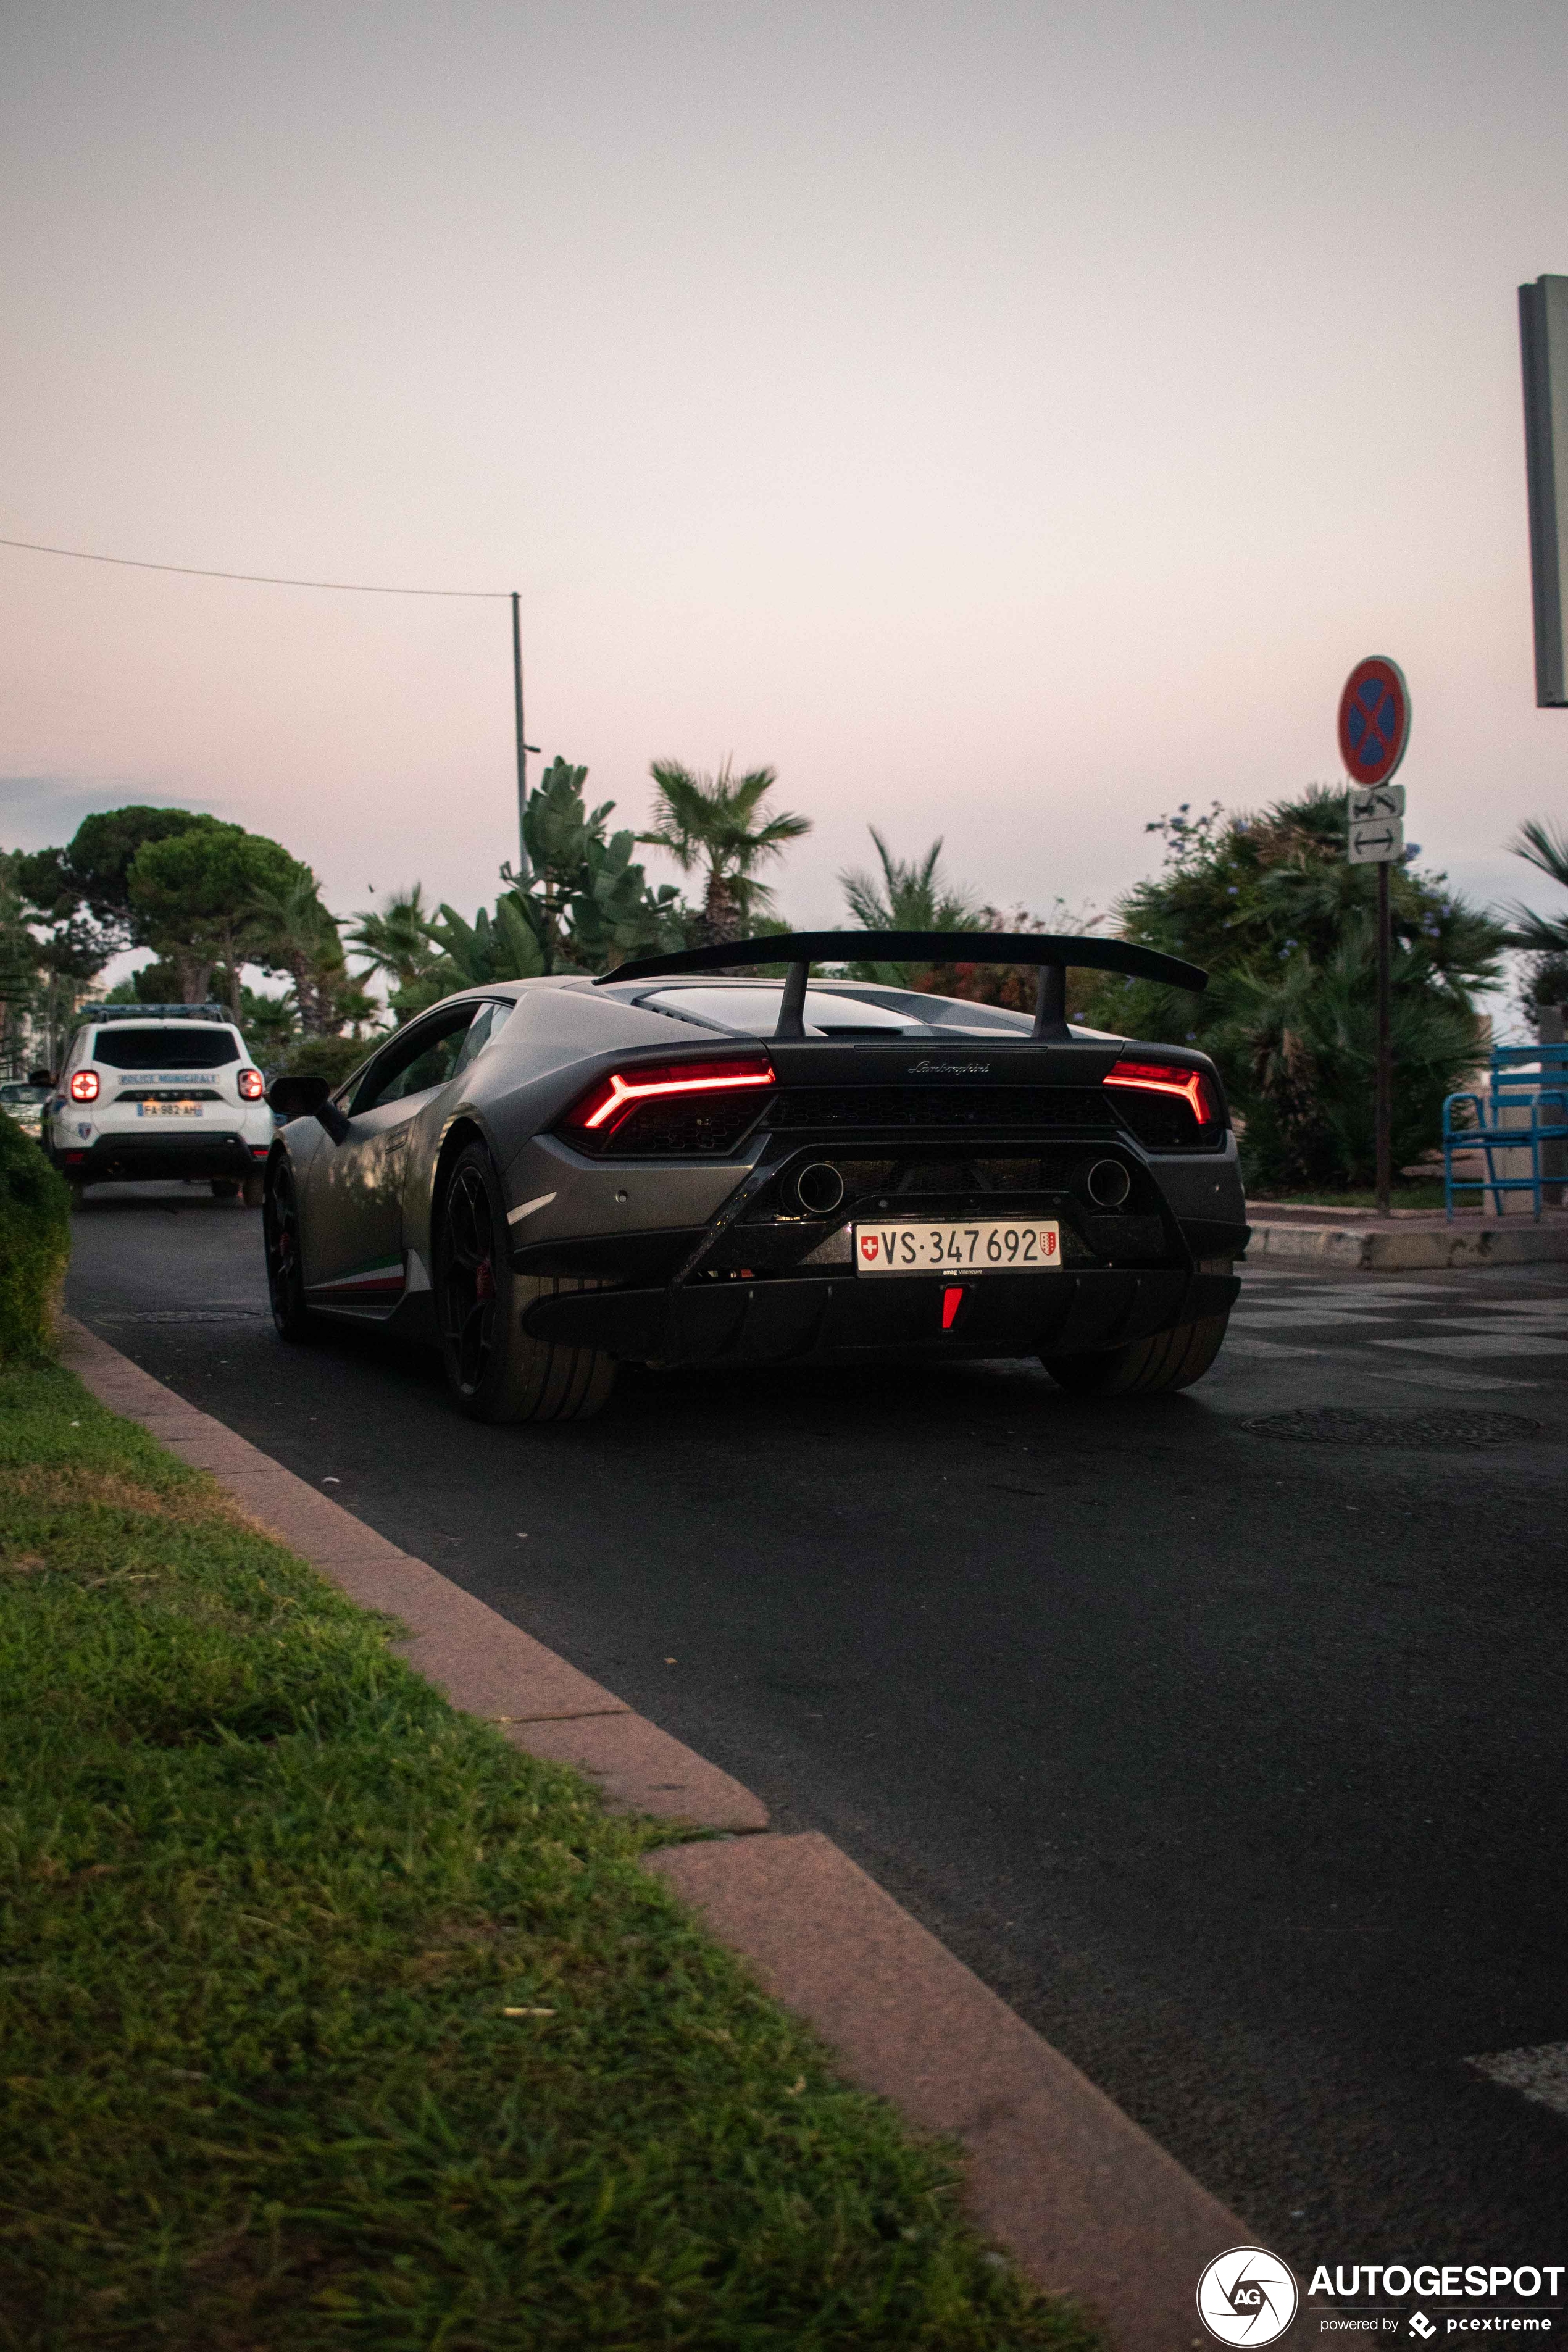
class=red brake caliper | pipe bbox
[475,1260,495,1303]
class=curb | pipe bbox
[1247,1218,1568,1270]
[57,1313,1248,2351]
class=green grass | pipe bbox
[0,1357,1097,2351]
[1248,1180,1448,1211]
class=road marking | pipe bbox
[1467,2041,1568,2119]
[1371,1336,1568,1359]
[1232,1307,1403,1325]
[1360,1362,1539,1395]
[1221,1337,1328,1359]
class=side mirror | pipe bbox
[28,1069,52,1088]
[268,1074,330,1120]
[268,1074,352,1144]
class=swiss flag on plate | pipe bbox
[859,1234,880,1262]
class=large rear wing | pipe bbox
[598,932,1207,1043]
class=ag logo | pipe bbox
[1196,2246,1298,2345]
[859,1235,880,1262]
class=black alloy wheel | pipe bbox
[435,1141,617,1424]
[264,1159,312,1340]
[438,1155,502,1404]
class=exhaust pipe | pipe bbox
[1086,1159,1132,1209]
[793,1161,846,1215]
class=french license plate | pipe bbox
[135,1101,203,1119]
[854,1219,1061,1274]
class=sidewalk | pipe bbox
[1246,1204,1568,1270]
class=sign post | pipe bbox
[1338,656,1412,1218]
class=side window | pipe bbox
[450,999,513,1082]
[351,1006,478,1115]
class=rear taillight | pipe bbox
[1104,1057,1219,1128]
[559,1054,775,1154]
[69,1070,99,1103]
[238,1067,265,1100]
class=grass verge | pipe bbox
[0,1355,1098,2350]
[1248,1180,1448,1211]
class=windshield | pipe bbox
[1,1082,49,1104]
[88,1027,240,1070]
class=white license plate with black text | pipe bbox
[853,1219,1061,1274]
[135,1102,204,1119]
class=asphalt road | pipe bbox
[65,1186,1568,2272]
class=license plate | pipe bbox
[135,1101,204,1119]
[853,1219,1061,1274]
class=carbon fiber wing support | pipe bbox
[597,932,1207,1043]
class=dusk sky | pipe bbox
[3,1,1565,1019]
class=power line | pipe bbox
[0,533,507,599]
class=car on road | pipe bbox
[262,932,1247,1424]
[48,1003,274,1207]
[0,1077,52,1142]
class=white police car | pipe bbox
[49,1004,274,1206]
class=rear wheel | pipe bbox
[241,1172,265,1208]
[264,1158,313,1341]
[435,1143,616,1424]
[211,1178,239,1200]
[66,1178,85,1212]
[1041,1309,1230,1397]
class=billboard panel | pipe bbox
[1520,274,1568,707]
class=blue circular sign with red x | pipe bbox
[1337,655,1411,786]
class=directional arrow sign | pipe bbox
[1348,818,1404,865]
[1349,782,1405,824]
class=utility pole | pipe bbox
[1375,859,1392,1217]
[511,591,527,872]
[1340,656,1411,1220]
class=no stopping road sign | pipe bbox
[1338,656,1411,787]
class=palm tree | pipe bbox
[346,885,441,995]
[249,867,346,1037]
[838,829,981,985]
[641,761,811,944]
[840,829,979,933]
[1505,818,1568,1022]
[1507,818,1568,950]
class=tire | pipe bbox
[263,1158,314,1341]
[435,1143,616,1424]
[66,1178,85,1212]
[211,1178,239,1200]
[241,1172,265,1209]
[1042,1309,1231,1398]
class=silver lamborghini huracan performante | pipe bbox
[262,933,1247,1424]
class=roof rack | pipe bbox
[73,1003,230,1025]
[597,931,1207,1043]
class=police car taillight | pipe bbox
[69,1070,99,1103]
[238,1067,265,1100]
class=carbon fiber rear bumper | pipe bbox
[522,1266,1240,1367]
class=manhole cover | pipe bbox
[1241,1407,1543,1449]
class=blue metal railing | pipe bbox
[1443,1043,1568,1221]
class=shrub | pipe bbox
[0,1111,70,1361]
[273,1032,373,1090]
[1081,788,1505,1190]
